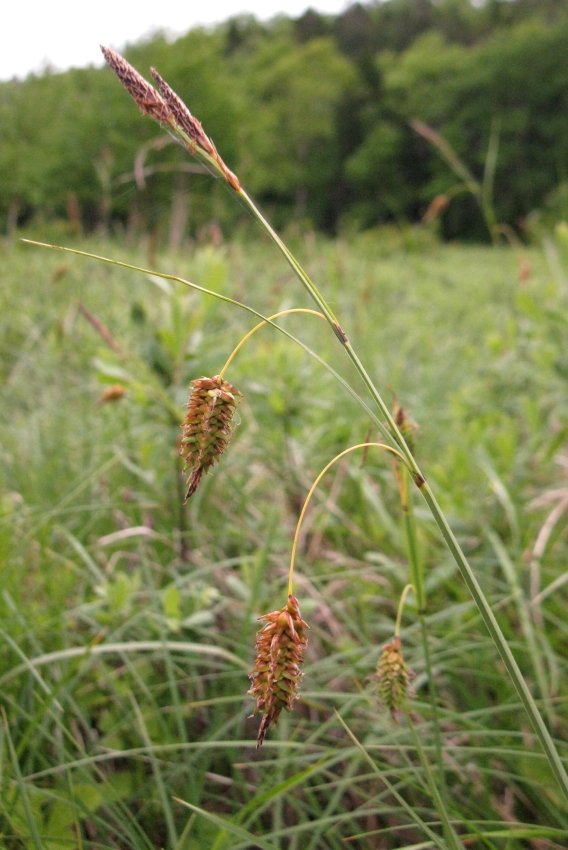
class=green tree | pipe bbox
[240,37,358,229]
[380,19,568,237]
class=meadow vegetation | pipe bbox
[2,0,568,844]
[1,223,568,846]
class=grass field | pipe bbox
[1,226,568,848]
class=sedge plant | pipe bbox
[23,44,568,821]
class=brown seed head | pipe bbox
[100,46,174,126]
[150,67,241,192]
[150,68,214,156]
[101,47,240,192]
[249,595,309,748]
[375,636,414,721]
[97,384,127,405]
[179,375,242,501]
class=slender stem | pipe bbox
[396,463,447,805]
[396,463,426,613]
[419,617,447,814]
[420,480,568,796]
[394,584,415,637]
[219,308,324,380]
[343,341,416,464]
[235,194,421,467]
[238,189,342,335]
[288,443,404,597]
[404,706,464,850]
[230,191,568,799]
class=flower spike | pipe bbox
[375,636,414,721]
[101,46,240,191]
[180,375,242,501]
[100,46,175,126]
[249,595,309,748]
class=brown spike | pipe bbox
[150,68,214,156]
[249,595,309,747]
[100,46,174,126]
[179,375,242,500]
[150,67,241,191]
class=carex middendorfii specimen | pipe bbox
[101,46,240,191]
[179,375,242,501]
[375,636,414,721]
[249,595,309,748]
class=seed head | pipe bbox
[150,68,214,156]
[180,375,242,501]
[97,384,127,404]
[249,595,309,748]
[150,67,241,192]
[101,47,241,192]
[375,636,414,721]
[100,46,174,126]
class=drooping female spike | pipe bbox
[179,375,242,501]
[375,636,414,721]
[248,595,309,748]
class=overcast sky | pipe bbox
[1,0,353,81]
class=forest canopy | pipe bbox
[2,0,568,241]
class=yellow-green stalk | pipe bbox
[45,51,568,797]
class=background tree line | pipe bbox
[1,0,568,242]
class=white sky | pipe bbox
[1,0,353,81]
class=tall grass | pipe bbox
[1,50,568,847]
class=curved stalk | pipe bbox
[231,193,568,798]
[21,240,393,445]
[219,308,324,380]
[394,584,415,638]
[288,443,405,597]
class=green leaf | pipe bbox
[173,799,281,850]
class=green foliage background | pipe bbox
[2,228,568,847]
[2,0,568,240]
[3,0,568,844]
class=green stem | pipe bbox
[237,192,412,456]
[397,465,447,810]
[404,706,463,850]
[238,189,342,335]
[419,618,447,810]
[420,481,568,796]
[399,465,426,613]
[233,192,568,799]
